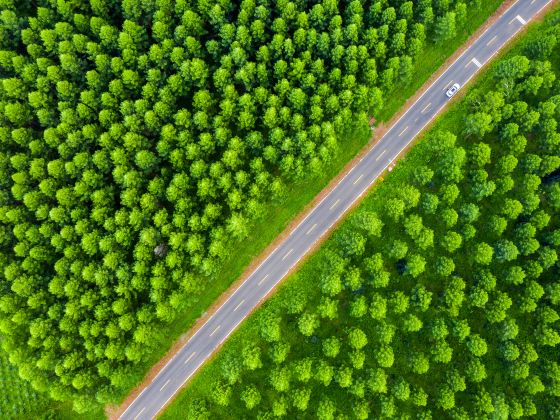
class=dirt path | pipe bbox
[109,1,545,417]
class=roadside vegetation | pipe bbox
[163,7,560,419]
[0,0,501,413]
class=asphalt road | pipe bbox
[120,1,554,418]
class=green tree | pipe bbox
[291,387,311,411]
[323,336,341,358]
[436,385,455,410]
[241,385,261,409]
[298,312,319,337]
[473,242,493,265]
[317,397,336,420]
[270,366,291,392]
[434,12,457,43]
[348,328,368,350]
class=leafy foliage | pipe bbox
[0,345,51,418]
[0,0,485,410]
[164,13,560,419]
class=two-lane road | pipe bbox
[120,1,554,418]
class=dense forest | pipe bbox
[0,0,485,412]
[164,16,560,420]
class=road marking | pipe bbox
[486,35,497,46]
[421,103,431,114]
[306,223,317,235]
[329,199,340,210]
[398,126,409,137]
[258,274,269,286]
[233,299,245,312]
[160,379,170,392]
[444,80,454,89]
[184,352,196,364]
[353,174,364,185]
[375,149,387,162]
[133,408,145,420]
[209,325,221,337]
[282,249,294,261]
[471,57,482,68]
[510,14,526,25]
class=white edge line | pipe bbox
[123,1,553,418]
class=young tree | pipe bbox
[473,242,493,265]
[367,368,387,394]
[270,366,291,392]
[298,312,319,337]
[317,397,336,420]
[348,328,368,350]
[241,385,261,409]
[291,387,311,411]
[433,12,457,43]
[315,360,334,386]
[323,336,341,358]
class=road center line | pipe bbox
[159,379,170,392]
[329,199,340,210]
[486,35,497,46]
[353,174,364,185]
[375,149,387,161]
[133,408,145,420]
[421,103,431,114]
[209,325,221,337]
[184,352,196,364]
[282,249,294,261]
[233,299,245,312]
[258,274,269,286]
[306,223,317,235]
[398,126,409,137]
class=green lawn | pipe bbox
[162,4,560,419]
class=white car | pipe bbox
[446,83,461,98]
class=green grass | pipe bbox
[162,4,560,418]
[122,0,506,404]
